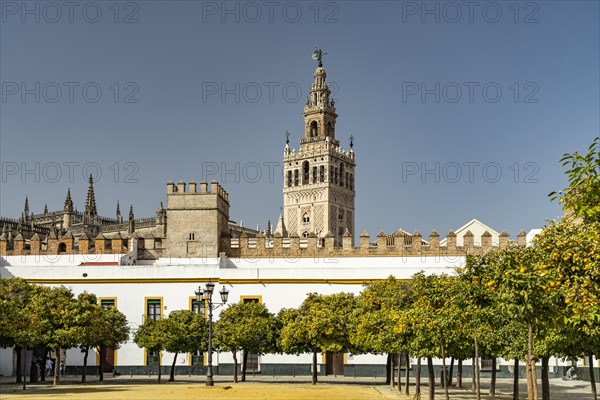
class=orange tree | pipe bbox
[279,292,357,385]
[482,244,562,400]
[534,218,600,400]
[350,276,413,393]
[404,272,468,400]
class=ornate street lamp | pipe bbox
[195,282,229,386]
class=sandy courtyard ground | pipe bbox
[0,375,597,400]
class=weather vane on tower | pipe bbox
[311,46,327,67]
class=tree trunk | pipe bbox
[541,356,549,400]
[40,350,47,382]
[457,358,463,388]
[526,319,536,400]
[490,357,497,397]
[312,348,318,385]
[242,349,248,382]
[589,352,597,400]
[390,355,396,390]
[53,348,60,386]
[471,353,476,392]
[448,357,454,386]
[474,337,481,400]
[99,346,104,382]
[82,346,89,383]
[386,353,392,385]
[232,351,238,383]
[157,352,162,383]
[427,356,435,400]
[441,341,449,400]
[416,357,421,398]
[398,353,402,392]
[169,352,178,382]
[405,352,410,396]
[531,357,539,400]
[15,346,22,383]
[525,350,533,400]
[389,353,394,389]
[513,358,520,400]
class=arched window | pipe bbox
[312,166,318,183]
[320,166,325,182]
[326,121,333,137]
[302,161,310,184]
[302,213,310,227]
[188,232,195,241]
[310,121,318,137]
[294,170,299,186]
[287,170,292,187]
[57,242,66,254]
[302,232,309,238]
[339,163,345,187]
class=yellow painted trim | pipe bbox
[26,277,384,285]
[322,353,326,364]
[144,297,164,320]
[98,297,118,309]
[344,353,347,365]
[240,295,263,303]
[144,348,163,366]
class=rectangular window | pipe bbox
[191,350,203,366]
[100,299,116,310]
[146,299,162,321]
[147,350,159,366]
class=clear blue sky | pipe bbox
[1,1,599,239]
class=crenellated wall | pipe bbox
[225,229,527,259]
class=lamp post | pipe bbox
[195,282,229,386]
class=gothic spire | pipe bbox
[84,174,97,222]
[116,201,121,223]
[44,204,48,214]
[24,196,29,214]
[129,205,134,221]
[64,189,73,213]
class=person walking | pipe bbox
[45,358,53,377]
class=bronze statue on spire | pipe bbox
[311,47,327,67]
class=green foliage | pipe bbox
[549,137,600,223]
[163,310,207,354]
[351,276,412,355]
[133,318,168,353]
[280,292,357,355]
[215,302,279,355]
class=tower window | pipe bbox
[320,166,325,182]
[287,170,292,187]
[350,174,354,190]
[188,233,195,241]
[310,121,318,137]
[302,161,310,185]
[312,166,318,183]
[334,168,339,185]
[294,170,299,186]
[340,163,345,187]
[326,121,333,137]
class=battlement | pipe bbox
[225,229,526,258]
[166,180,229,203]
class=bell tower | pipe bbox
[283,51,356,245]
